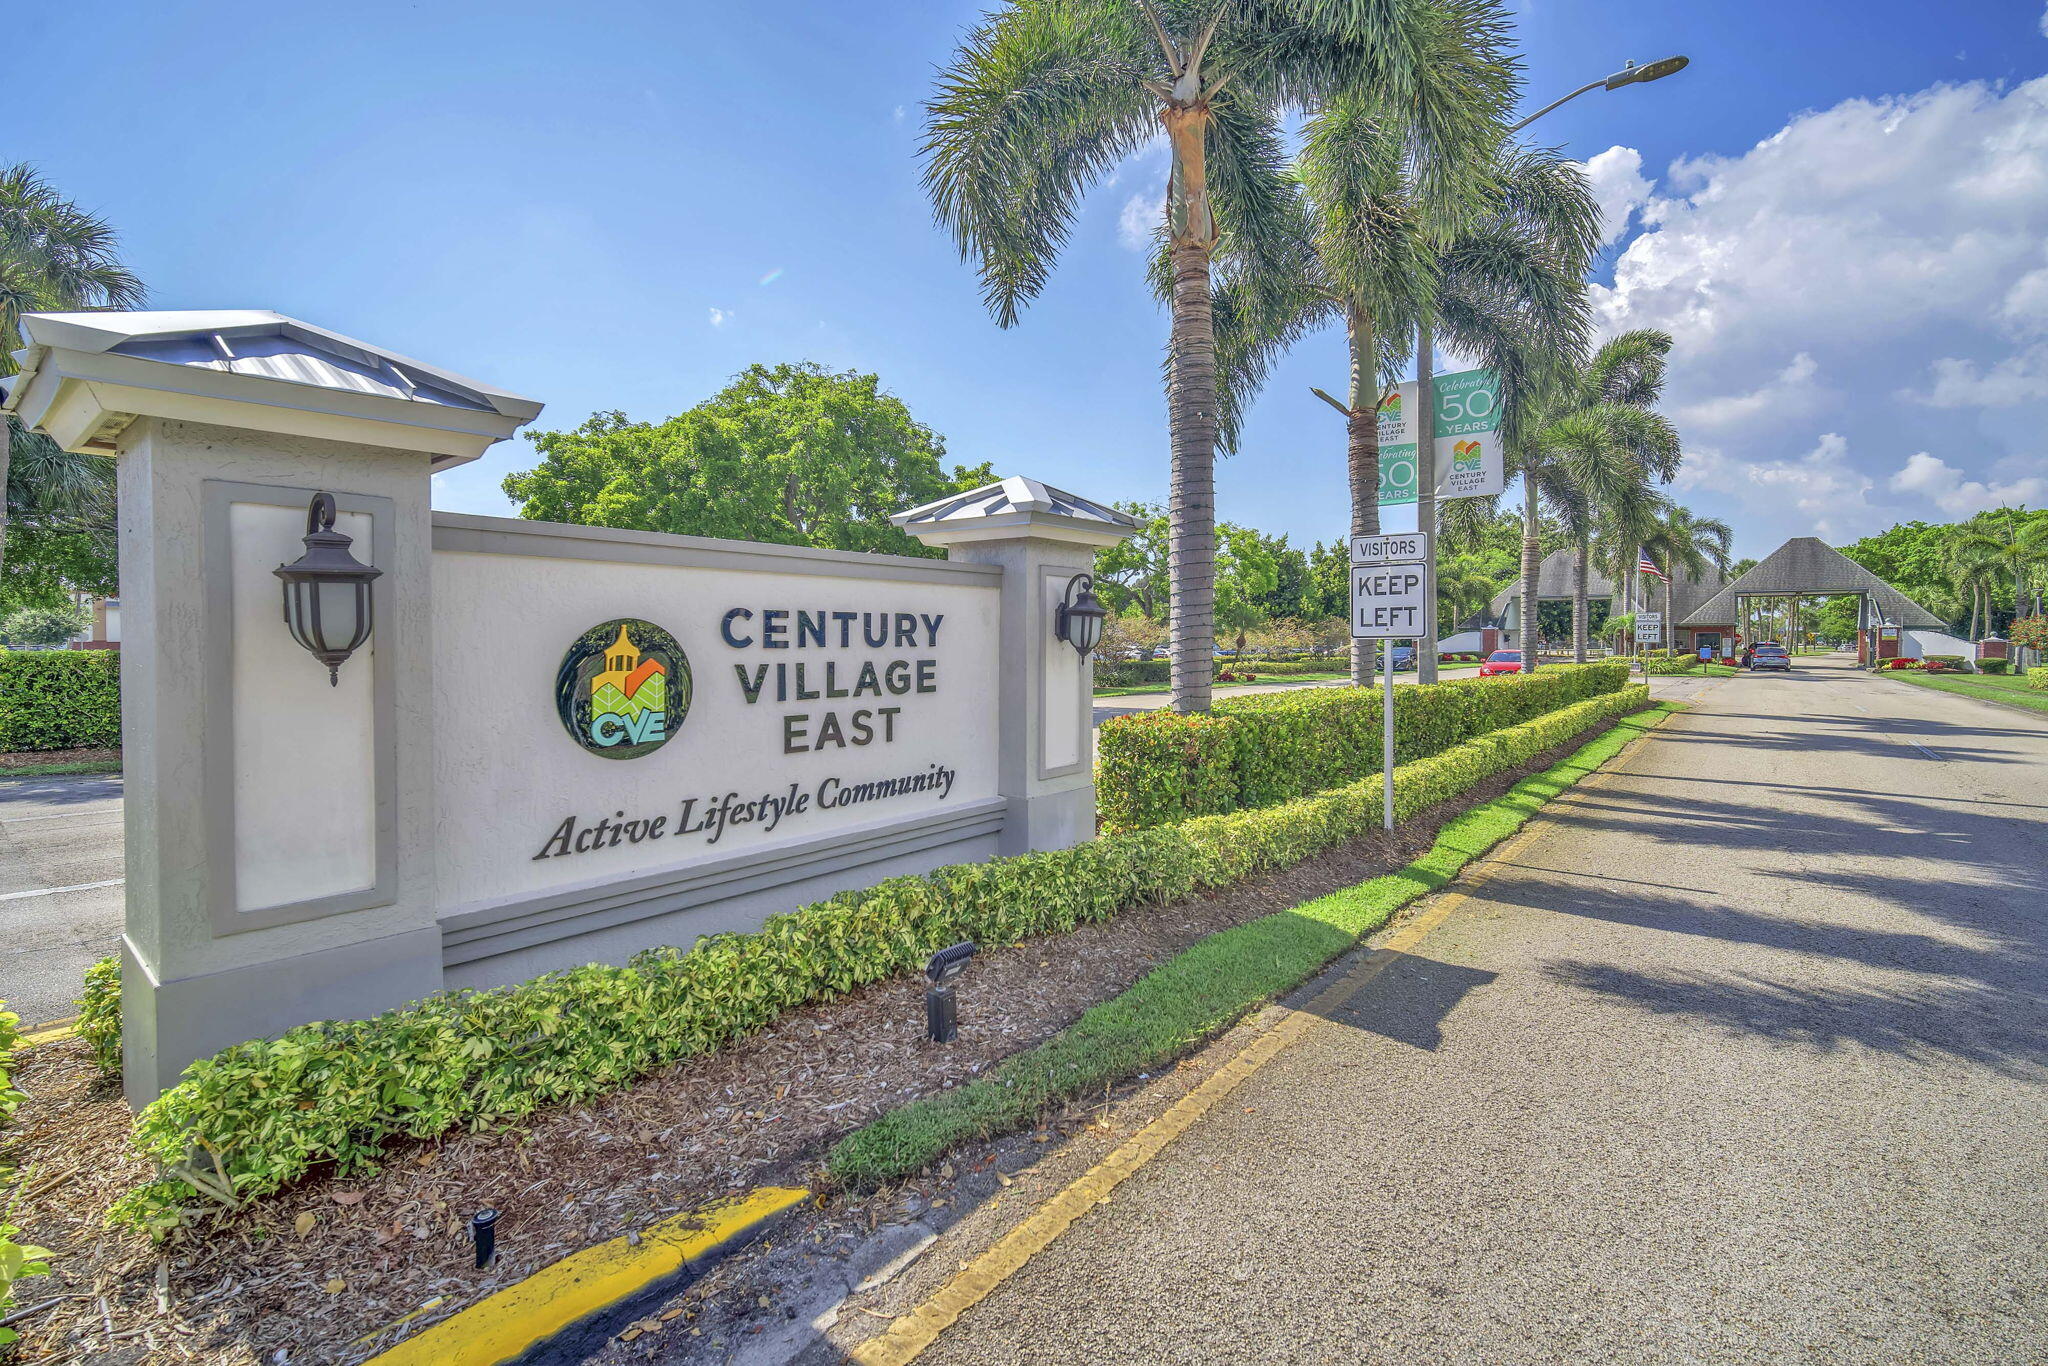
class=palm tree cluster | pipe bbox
[923,0,1714,707]
[1,163,144,596]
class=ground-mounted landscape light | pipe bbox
[1054,573,1108,657]
[925,941,977,1043]
[471,1208,498,1268]
[274,490,381,686]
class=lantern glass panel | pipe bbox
[316,581,362,652]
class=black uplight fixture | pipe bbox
[1053,573,1108,657]
[925,941,977,1043]
[274,491,381,686]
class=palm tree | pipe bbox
[1,163,144,580]
[923,0,1513,711]
[1214,136,1592,683]
[1941,532,2001,641]
[1502,330,1680,661]
[1643,505,1732,652]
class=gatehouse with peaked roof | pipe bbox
[1444,548,1729,654]
[1680,536,1965,664]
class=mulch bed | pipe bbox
[2,727,1599,1365]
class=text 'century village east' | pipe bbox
[721,607,946,754]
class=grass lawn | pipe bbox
[0,746,122,778]
[1884,668,2048,715]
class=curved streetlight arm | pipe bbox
[1509,56,1690,133]
[1508,79,1607,133]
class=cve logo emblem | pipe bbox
[554,618,693,759]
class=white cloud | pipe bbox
[2040,1,2048,37]
[1912,348,2048,406]
[1118,188,1160,251]
[1579,145,1651,246]
[1592,75,2048,551]
[1890,451,2048,514]
[707,307,731,328]
[1677,352,1823,432]
[892,104,907,124]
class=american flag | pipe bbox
[1637,553,1669,583]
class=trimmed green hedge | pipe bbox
[828,699,1677,1188]
[77,957,122,1074]
[1097,661,1630,831]
[0,651,121,752]
[110,683,1648,1235]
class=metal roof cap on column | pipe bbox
[891,476,1141,548]
[1,310,542,466]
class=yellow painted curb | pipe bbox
[850,707,1682,1366]
[17,1020,76,1048]
[364,1185,809,1366]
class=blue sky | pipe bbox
[14,1,2047,559]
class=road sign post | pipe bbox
[1350,536,1430,830]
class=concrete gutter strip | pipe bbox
[361,1186,810,1366]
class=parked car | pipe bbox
[1750,644,1792,672]
[1478,649,1525,677]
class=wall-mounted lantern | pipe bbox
[1053,572,1108,657]
[273,491,380,686]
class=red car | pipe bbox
[1478,649,1525,677]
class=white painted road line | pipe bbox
[0,808,123,824]
[0,877,124,902]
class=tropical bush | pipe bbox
[77,956,122,1074]
[0,1001,21,1127]
[110,685,1649,1236]
[0,650,121,751]
[1884,658,1919,670]
[1920,656,1968,672]
[1097,662,1630,832]
[2031,669,2048,690]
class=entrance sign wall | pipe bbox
[0,310,1135,1102]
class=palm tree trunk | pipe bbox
[1345,303,1379,687]
[1665,576,1675,653]
[1519,467,1540,659]
[1162,102,1219,714]
[1571,541,1588,663]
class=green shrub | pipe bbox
[0,1001,20,1127]
[77,956,122,1075]
[110,685,1649,1236]
[1096,662,1630,832]
[0,1217,52,1348]
[2029,669,2048,691]
[1977,659,2008,674]
[1920,655,1968,672]
[0,650,121,752]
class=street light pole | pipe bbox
[1416,52,1689,673]
[1509,56,1691,134]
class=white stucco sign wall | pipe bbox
[0,308,1137,1100]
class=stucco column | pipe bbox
[1,310,539,1102]
[894,478,1138,855]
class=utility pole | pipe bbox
[1415,320,1440,682]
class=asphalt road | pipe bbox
[912,654,2048,1364]
[0,773,124,1027]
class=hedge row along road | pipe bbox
[842,652,2048,1365]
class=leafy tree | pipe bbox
[1214,522,1279,653]
[1094,501,1170,619]
[503,363,991,558]
[1306,539,1351,618]
[1,164,144,587]
[1,600,88,648]
[0,427,118,613]
[923,0,1514,713]
[1259,536,1311,619]
[1815,596,1859,644]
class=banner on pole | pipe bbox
[1375,367,1505,506]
